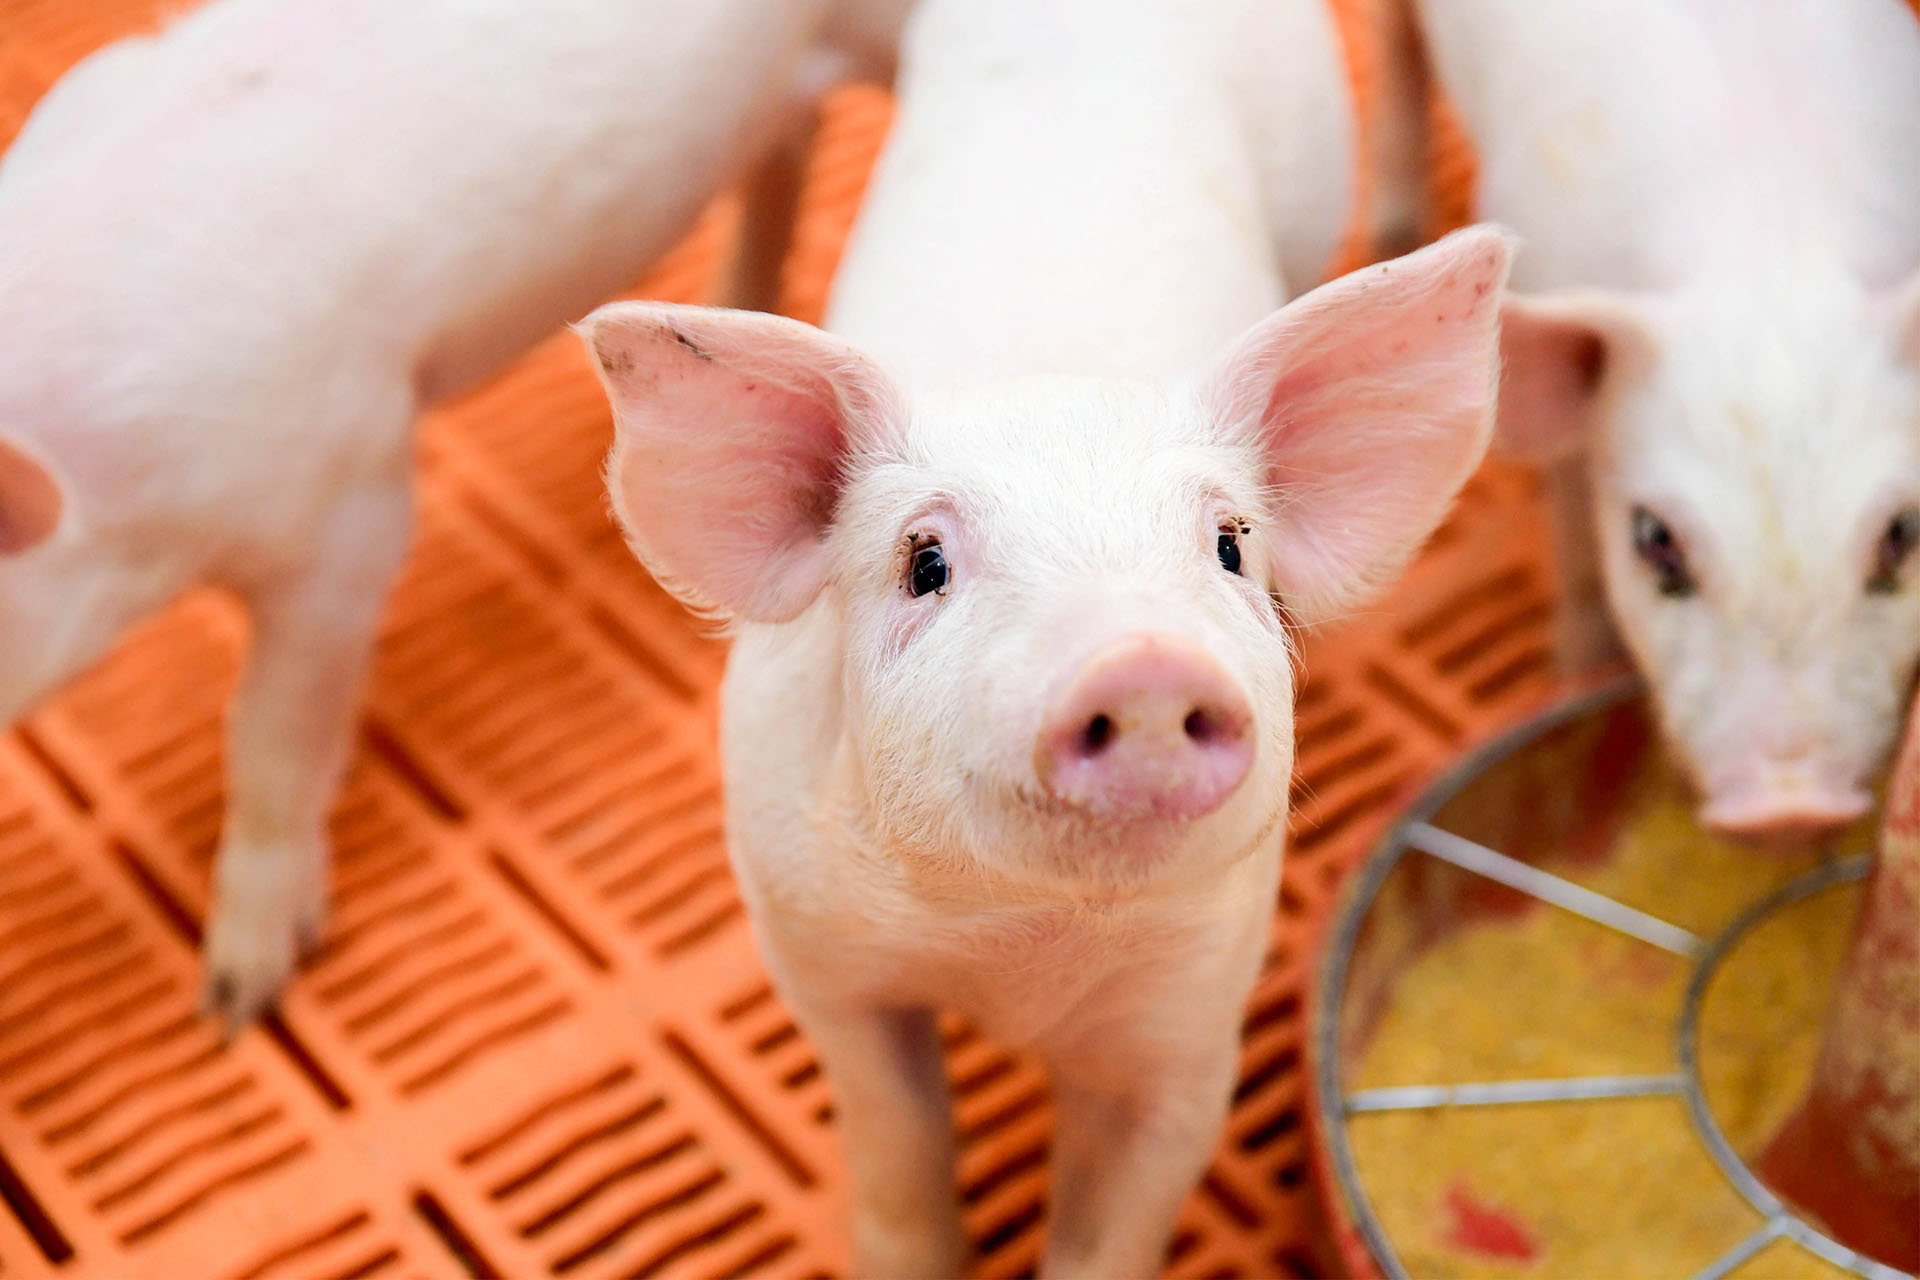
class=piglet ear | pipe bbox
[580,302,903,622]
[1498,289,1656,463]
[0,435,64,554]
[1202,224,1512,625]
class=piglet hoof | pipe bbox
[199,845,328,1035]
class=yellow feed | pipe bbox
[1346,766,1863,1279]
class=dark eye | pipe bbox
[1631,506,1694,597]
[907,540,949,598]
[1869,505,1920,594]
[1217,524,1244,576]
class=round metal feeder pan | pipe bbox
[1307,679,1916,1280]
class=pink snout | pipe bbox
[1033,636,1254,822]
[1700,765,1872,845]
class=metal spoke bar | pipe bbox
[1406,821,1705,957]
[1346,1073,1687,1113]
[1686,1218,1789,1280]
[1312,687,1912,1280]
[1674,855,1908,1280]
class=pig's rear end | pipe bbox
[0,0,831,455]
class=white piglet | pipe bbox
[585,0,1511,1273]
[1408,0,1920,836]
[0,0,908,1024]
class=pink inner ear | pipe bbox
[1495,292,1652,464]
[0,436,64,554]
[1209,225,1511,624]
[583,304,899,623]
[1499,305,1607,463]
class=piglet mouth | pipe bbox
[1698,769,1874,847]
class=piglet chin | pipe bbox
[1699,773,1873,848]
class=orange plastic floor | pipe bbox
[0,4,1564,1277]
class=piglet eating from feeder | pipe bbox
[1404,0,1920,839]
[584,3,1510,1271]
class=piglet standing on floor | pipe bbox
[585,0,1512,1272]
[0,0,911,1024]
[1402,0,1920,838]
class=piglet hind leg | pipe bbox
[713,104,818,316]
[1039,1036,1240,1279]
[201,483,413,1031]
[799,1002,968,1278]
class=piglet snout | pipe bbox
[1701,763,1872,845]
[1034,636,1253,822]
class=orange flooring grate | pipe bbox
[0,4,1563,1277]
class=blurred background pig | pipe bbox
[0,0,921,1025]
[584,0,1511,1271]
[1397,0,1920,839]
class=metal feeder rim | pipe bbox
[1308,679,1915,1280]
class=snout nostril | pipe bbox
[1183,706,1244,745]
[1035,638,1255,820]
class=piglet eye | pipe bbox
[1631,506,1694,598]
[907,540,950,598]
[1868,505,1920,594]
[1217,524,1244,576]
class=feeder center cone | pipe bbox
[1758,694,1920,1274]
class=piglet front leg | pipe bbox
[800,1002,969,1279]
[1040,1037,1239,1280]
[201,482,412,1029]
